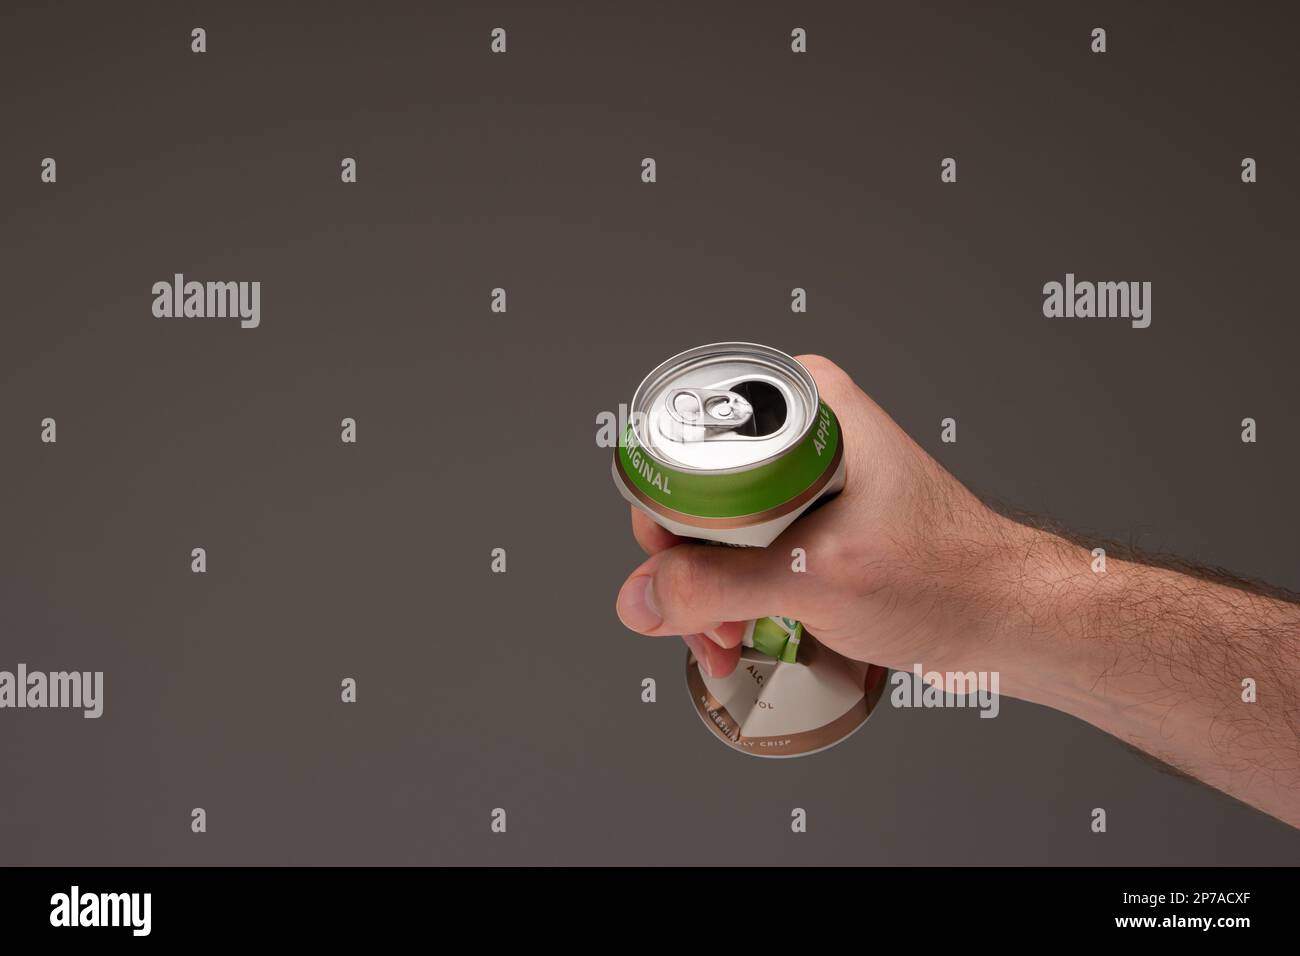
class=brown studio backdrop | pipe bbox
[0,0,1297,864]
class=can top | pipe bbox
[630,343,820,474]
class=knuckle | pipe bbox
[810,531,879,594]
[794,353,847,383]
[808,533,851,581]
[793,352,833,370]
[794,354,857,402]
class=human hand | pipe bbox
[614,354,1025,679]
[614,353,1300,829]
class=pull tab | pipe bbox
[665,387,754,434]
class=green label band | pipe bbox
[617,402,840,519]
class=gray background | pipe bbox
[1,0,1297,865]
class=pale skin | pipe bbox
[616,355,1300,830]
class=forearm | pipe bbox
[986,519,1300,827]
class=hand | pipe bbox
[615,354,1021,680]
[614,354,1300,829]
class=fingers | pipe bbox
[793,353,895,497]
[615,541,800,638]
[631,507,684,555]
[792,354,862,411]
[683,634,741,678]
[706,620,748,649]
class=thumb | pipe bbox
[615,541,796,637]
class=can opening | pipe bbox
[729,381,786,437]
[627,343,820,473]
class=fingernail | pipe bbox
[706,621,744,649]
[617,575,662,632]
[683,634,712,677]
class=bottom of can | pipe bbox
[685,636,889,758]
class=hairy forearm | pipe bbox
[986,519,1300,828]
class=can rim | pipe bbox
[628,342,821,476]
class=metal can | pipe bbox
[612,342,887,757]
